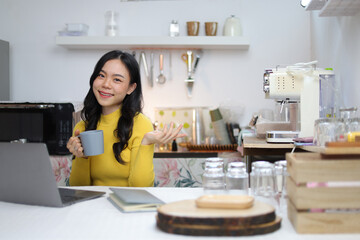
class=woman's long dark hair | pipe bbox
[81,50,143,164]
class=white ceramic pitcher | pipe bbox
[223,15,242,36]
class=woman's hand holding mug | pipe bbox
[67,129,85,158]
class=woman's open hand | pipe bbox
[66,129,86,158]
[141,122,187,145]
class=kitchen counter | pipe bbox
[154,151,240,158]
[154,151,217,158]
[241,136,307,172]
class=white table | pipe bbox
[0,187,359,240]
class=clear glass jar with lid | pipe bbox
[313,118,346,146]
[169,20,179,37]
[202,158,225,194]
[340,107,357,119]
[225,162,248,195]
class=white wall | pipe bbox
[311,12,360,109]
[0,0,310,126]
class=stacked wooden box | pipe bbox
[286,152,360,233]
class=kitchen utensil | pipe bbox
[182,50,201,74]
[192,108,205,145]
[192,54,201,74]
[168,52,172,81]
[156,54,166,84]
[140,52,151,87]
[181,53,194,64]
[185,51,194,97]
[150,52,154,86]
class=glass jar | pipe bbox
[169,20,179,37]
[202,158,225,194]
[251,162,276,197]
[274,160,288,197]
[340,107,357,119]
[347,118,360,132]
[225,162,248,195]
[105,11,118,36]
[313,118,346,146]
[250,161,270,195]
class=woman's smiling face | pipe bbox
[93,59,136,115]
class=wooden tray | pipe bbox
[156,199,281,236]
[302,144,360,157]
[195,195,254,209]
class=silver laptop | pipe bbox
[0,142,105,207]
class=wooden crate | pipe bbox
[286,152,360,233]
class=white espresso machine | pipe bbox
[263,61,336,138]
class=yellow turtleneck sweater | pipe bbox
[69,109,155,187]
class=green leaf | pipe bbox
[186,169,192,180]
[175,180,181,187]
[181,179,191,184]
[188,159,196,167]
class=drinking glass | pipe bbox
[274,160,288,197]
[347,117,360,133]
[250,161,282,215]
[250,161,268,194]
[340,107,357,119]
[313,118,346,146]
[251,161,276,197]
[225,162,249,195]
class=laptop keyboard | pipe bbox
[58,188,105,205]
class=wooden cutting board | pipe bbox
[156,199,281,236]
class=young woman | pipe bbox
[67,50,184,187]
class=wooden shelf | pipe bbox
[55,36,250,50]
